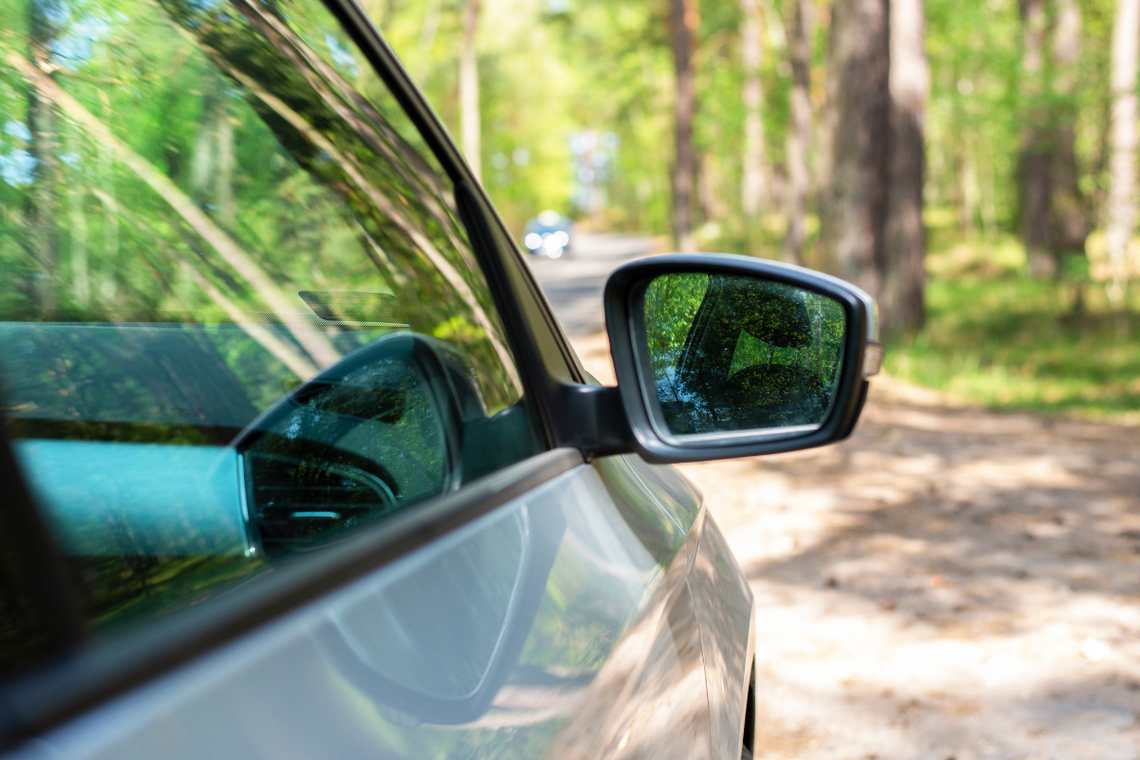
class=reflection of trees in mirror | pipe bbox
[644,273,846,436]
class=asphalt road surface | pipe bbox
[525,232,657,337]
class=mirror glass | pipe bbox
[641,272,847,438]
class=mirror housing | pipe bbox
[602,254,879,464]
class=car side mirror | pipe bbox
[602,254,881,463]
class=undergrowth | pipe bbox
[884,224,1140,424]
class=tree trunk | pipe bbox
[65,128,90,306]
[882,0,928,335]
[8,50,343,368]
[192,95,237,227]
[699,153,728,221]
[98,136,120,300]
[416,0,442,82]
[1019,0,1052,275]
[215,113,237,227]
[670,0,700,251]
[26,0,61,315]
[815,1,836,203]
[819,0,890,300]
[784,0,813,265]
[740,0,767,218]
[955,134,977,234]
[1049,0,1087,258]
[98,82,120,301]
[459,0,482,182]
[1105,0,1140,300]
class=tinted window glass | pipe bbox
[0,0,541,634]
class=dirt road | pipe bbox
[524,232,657,336]
[573,330,1140,760]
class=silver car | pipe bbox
[0,1,879,757]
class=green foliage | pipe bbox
[359,0,1131,424]
[0,0,524,409]
[886,239,1140,423]
[644,272,709,367]
[368,0,1128,265]
[371,0,580,231]
[0,0,541,635]
[643,272,847,433]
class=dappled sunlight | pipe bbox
[685,378,1140,758]
[749,651,1140,759]
[570,329,1140,759]
[883,277,1140,423]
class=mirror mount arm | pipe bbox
[550,383,635,461]
[835,380,870,442]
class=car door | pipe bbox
[0,1,752,758]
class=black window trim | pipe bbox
[324,0,627,465]
[321,0,589,388]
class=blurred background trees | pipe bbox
[0,0,1134,419]
[364,0,1139,423]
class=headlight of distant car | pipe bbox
[553,231,569,247]
[524,233,542,250]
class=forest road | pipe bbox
[524,231,657,337]
[559,320,1140,759]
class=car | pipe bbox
[523,210,574,258]
[0,0,879,758]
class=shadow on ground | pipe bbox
[571,329,1140,760]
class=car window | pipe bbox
[0,0,542,640]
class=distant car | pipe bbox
[0,1,880,758]
[523,210,573,258]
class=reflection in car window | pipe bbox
[0,469,70,677]
[0,0,541,636]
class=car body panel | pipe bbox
[0,0,763,755]
[688,513,756,760]
[4,455,751,760]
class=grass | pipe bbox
[884,224,1140,425]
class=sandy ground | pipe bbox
[572,330,1140,760]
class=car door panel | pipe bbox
[687,512,756,760]
[545,473,712,760]
[620,455,703,535]
[7,457,729,760]
[601,455,755,760]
